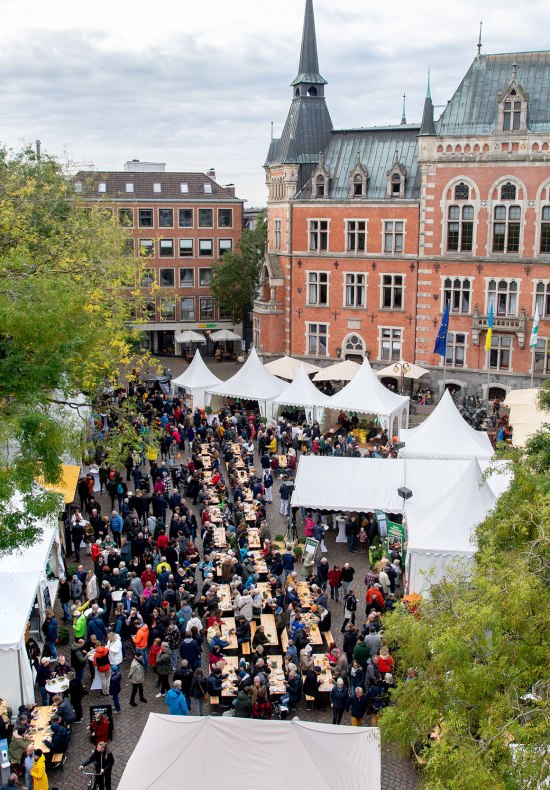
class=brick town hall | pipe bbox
[253,0,550,397]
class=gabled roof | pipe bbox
[75,171,241,201]
[437,51,550,135]
[297,126,421,200]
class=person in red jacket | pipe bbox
[88,711,110,745]
[93,645,112,696]
[141,565,156,586]
[327,564,342,602]
[376,648,394,675]
[365,584,385,614]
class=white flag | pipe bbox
[530,306,540,348]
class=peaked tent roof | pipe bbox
[264,356,321,379]
[399,390,494,459]
[206,348,286,402]
[118,714,381,790]
[170,349,222,392]
[313,359,361,382]
[407,459,496,554]
[272,363,331,409]
[327,357,409,417]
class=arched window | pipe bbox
[487,279,518,316]
[391,173,402,196]
[354,174,363,197]
[454,182,469,201]
[343,333,366,360]
[501,182,517,200]
[307,86,318,97]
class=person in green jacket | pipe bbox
[352,635,369,672]
[154,643,172,698]
[234,689,253,718]
[73,611,88,640]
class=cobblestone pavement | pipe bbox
[44,356,419,790]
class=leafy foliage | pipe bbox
[381,420,550,788]
[0,147,142,551]
[211,211,267,322]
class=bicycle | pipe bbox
[80,768,101,789]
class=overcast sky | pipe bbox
[1,0,547,206]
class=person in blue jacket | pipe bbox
[165,680,189,716]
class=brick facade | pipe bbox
[254,2,550,397]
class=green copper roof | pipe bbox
[291,0,327,86]
[437,51,550,134]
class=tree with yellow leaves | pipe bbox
[0,146,142,551]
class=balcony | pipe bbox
[472,305,527,348]
[253,298,284,315]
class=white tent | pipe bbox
[327,357,409,431]
[170,349,222,409]
[291,456,477,513]
[264,356,321,379]
[0,502,64,709]
[504,388,548,447]
[398,390,494,460]
[118,714,381,790]
[205,348,287,417]
[376,359,429,380]
[406,460,497,596]
[313,359,361,382]
[271,363,331,424]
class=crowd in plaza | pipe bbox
[1,380,407,789]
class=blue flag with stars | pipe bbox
[434,303,450,357]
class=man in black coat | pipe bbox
[80,742,115,790]
[303,666,326,712]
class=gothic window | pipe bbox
[454,182,469,201]
[501,182,517,201]
[354,175,363,196]
[307,86,318,97]
[493,205,521,253]
[503,99,521,131]
[316,175,326,198]
[540,207,550,253]
[443,277,471,314]
[447,205,474,251]
[487,279,518,317]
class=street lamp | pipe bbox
[393,361,411,394]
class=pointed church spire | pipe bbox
[401,93,407,125]
[419,70,436,136]
[291,0,327,86]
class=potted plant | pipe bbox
[293,545,303,561]
[205,405,213,416]
[57,624,70,646]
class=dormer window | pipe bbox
[497,66,528,133]
[386,158,406,199]
[354,175,363,196]
[349,157,368,198]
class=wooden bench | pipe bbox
[250,622,257,639]
[51,753,66,771]
[209,695,221,715]
[323,630,335,648]
[241,641,251,655]
[280,629,289,653]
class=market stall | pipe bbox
[270,363,330,425]
[170,349,222,409]
[205,348,286,418]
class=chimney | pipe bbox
[224,184,236,196]
[206,168,216,180]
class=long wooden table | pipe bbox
[259,613,279,648]
[311,653,335,693]
[247,527,261,549]
[28,705,55,753]
[220,617,238,651]
[296,581,313,609]
[218,585,233,613]
[212,525,226,546]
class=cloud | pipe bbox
[1,0,549,204]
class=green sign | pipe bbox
[386,520,406,564]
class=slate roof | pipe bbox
[265,97,333,166]
[296,126,421,201]
[437,51,550,135]
[291,0,327,87]
[75,172,241,201]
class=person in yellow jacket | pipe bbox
[30,749,49,789]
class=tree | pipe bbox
[0,147,141,552]
[210,211,267,322]
[380,421,550,787]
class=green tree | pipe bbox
[380,426,550,788]
[0,147,142,552]
[210,211,267,322]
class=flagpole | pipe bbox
[530,346,535,388]
[530,306,540,389]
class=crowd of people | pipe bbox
[1,381,407,788]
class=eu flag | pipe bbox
[434,303,450,357]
